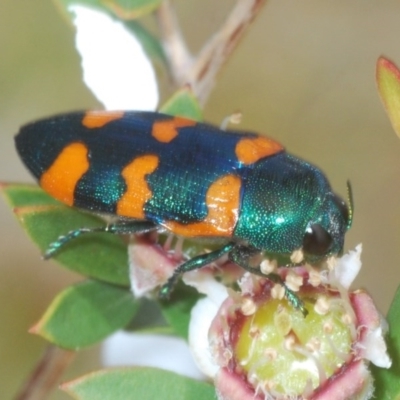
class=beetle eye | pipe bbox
[302,224,333,256]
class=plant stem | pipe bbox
[156,0,193,83]
[157,0,267,105]
[192,0,267,104]
[14,346,75,400]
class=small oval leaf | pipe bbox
[1,182,61,207]
[103,0,163,20]
[159,88,203,121]
[54,0,107,20]
[2,183,129,286]
[61,367,215,400]
[123,19,167,69]
[31,280,139,349]
[159,285,199,340]
[370,285,400,399]
[376,56,400,138]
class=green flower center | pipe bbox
[234,295,353,396]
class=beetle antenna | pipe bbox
[346,180,354,229]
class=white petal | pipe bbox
[128,240,176,297]
[69,5,158,110]
[102,330,205,379]
[334,244,363,289]
[184,271,229,378]
[361,325,392,368]
[189,297,222,379]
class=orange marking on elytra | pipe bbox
[152,116,196,143]
[40,142,89,206]
[235,136,283,165]
[82,110,125,128]
[117,155,159,219]
[163,174,241,237]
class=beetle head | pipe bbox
[302,188,352,262]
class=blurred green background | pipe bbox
[1,1,400,398]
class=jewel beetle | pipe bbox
[15,110,353,309]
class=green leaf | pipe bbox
[61,367,215,400]
[123,20,167,69]
[31,280,139,349]
[159,88,203,121]
[370,285,400,399]
[159,285,200,339]
[1,182,61,207]
[103,0,163,19]
[376,56,400,138]
[54,0,107,20]
[1,183,129,286]
[126,297,170,333]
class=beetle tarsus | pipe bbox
[43,227,99,259]
[285,287,308,316]
[229,245,308,315]
[158,243,235,299]
[159,278,176,300]
[43,221,157,259]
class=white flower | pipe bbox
[102,330,204,380]
[69,5,158,111]
[189,247,391,399]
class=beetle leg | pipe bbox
[44,220,157,259]
[229,245,307,315]
[159,242,236,299]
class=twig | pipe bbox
[14,345,75,400]
[157,0,267,105]
[156,0,193,83]
[190,0,267,104]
